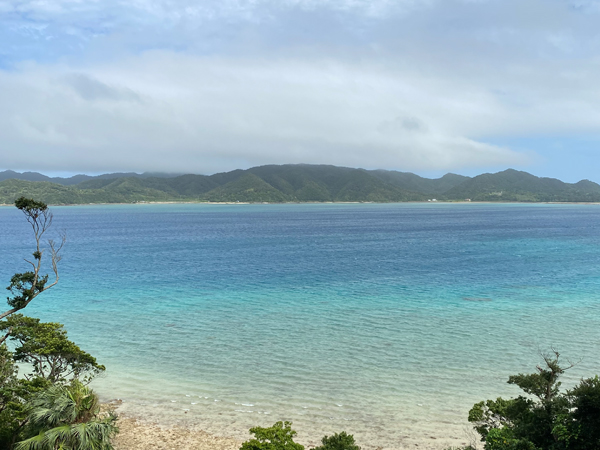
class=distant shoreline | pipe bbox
[3,166,600,204]
[2,200,600,207]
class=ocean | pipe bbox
[1,203,600,447]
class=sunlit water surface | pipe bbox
[1,203,600,447]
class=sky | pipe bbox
[1,0,600,181]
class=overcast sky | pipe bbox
[1,0,600,181]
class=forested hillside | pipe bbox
[1,165,599,204]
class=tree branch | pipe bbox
[1,200,65,322]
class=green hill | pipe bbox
[245,165,428,201]
[443,169,600,202]
[0,178,176,205]
[0,170,180,186]
[203,173,289,202]
[369,170,469,194]
[1,165,599,205]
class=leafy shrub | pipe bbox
[240,421,304,450]
[16,381,118,450]
[469,351,600,450]
[313,432,360,450]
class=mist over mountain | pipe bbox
[0,171,181,186]
[1,165,599,205]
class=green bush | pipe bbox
[469,351,600,450]
[240,421,304,450]
[16,381,117,450]
[313,432,360,450]
[240,423,364,450]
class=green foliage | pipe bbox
[16,381,118,450]
[566,376,600,450]
[0,343,25,447]
[507,356,565,401]
[0,198,112,449]
[240,423,365,450]
[469,351,600,450]
[4,165,600,204]
[5,165,600,204]
[0,315,106,448]
[3,197,63,317]
[313,432,360,450]
[6,273,49,309]
[240,422,304,450]
[203,173,289,203]
[14,197,49,214]
[443,169,600,202]
[0,345,53,449]
[0,179,176,205]
[0,315,105,384]
[483,428,538,450]
[468,397,534,441]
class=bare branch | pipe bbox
[0,307,22,322]
[1,198,65,322]
[0,327,12,346]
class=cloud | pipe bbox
[62,73,141,102]
[1,0,600,175]
[0,53,531,174]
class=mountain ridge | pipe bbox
[1,165,599,205]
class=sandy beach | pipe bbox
[109,404,477,450]
[112,416,242,450]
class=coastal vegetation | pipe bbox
[454,351,600,450]
[0,198,115,449]
[16,381,117,450]
[240,422,360,450]
[313,432,361,450]
[2,165,600,205]
[238,353,600,450]
[241,421,304,450]
[0,315,105,384]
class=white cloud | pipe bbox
[2,0,600,175]
[0,53,534,174]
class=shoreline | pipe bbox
[107,403,476,450]
[112,414,242,450]
[2,200,600,207]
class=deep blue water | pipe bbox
[1,203,600,445]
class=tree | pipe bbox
[240,422,304,450]
[468,351,600,450]
[15,381,118,450]
[0,344,23,446]
[1,197,65,325]
[0,315,105,384]
[561,376,600,450]
[0,198,111,449]
[0,341,54,449]
[1,197,66,447]
[313,432,360,450]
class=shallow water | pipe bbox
[1,203,600,447]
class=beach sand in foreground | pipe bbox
[113,416,241,450]
[110,406,476,450]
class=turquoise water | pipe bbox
[1,203,600,446]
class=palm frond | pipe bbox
[17,381,118,450]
